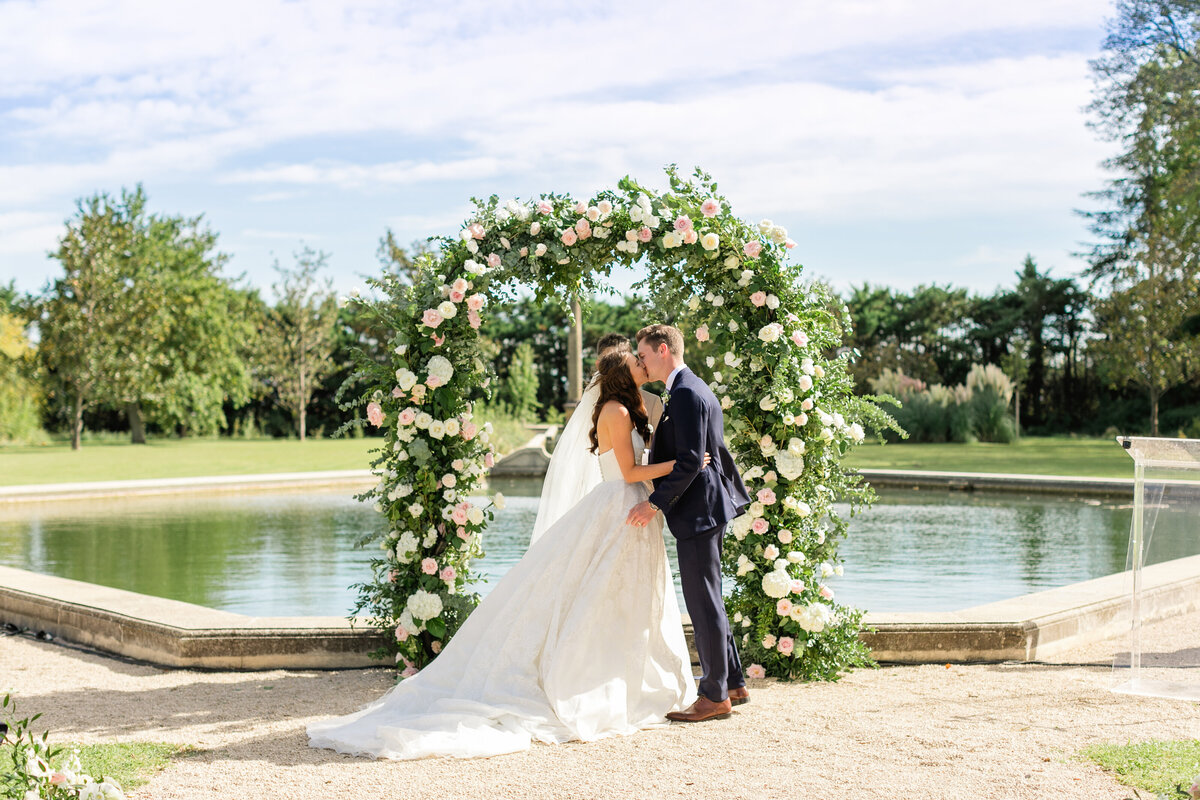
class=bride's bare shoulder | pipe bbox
[599,399,629,417]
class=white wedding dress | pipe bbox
[307,433,696,760]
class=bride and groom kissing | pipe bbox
[308,324,752,760]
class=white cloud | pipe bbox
[0,211,61,257]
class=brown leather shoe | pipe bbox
[666,696,733,723]
[728,687,750,706]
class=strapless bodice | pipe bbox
[597,432,646,482]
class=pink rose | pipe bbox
[751,291,767,307]
[401,666,418,677]
[743,240,763,259]
[467,293,486,311]
[484,452,495,468]
[421,558,438,575]
[746,664,766,680]
[574,201,587,214]
[757,488,776,505]
[426,375,442,388]
[461,422,478,440]
[700,198,720,218]
[536,200,553,214]
[366,401,384,427]
[457,526,469,539]
[50,773,67,786]
[776,598,792,616]
[452,277,468,293]
[451,507,469,525]
[637,227,653,242]
[575,218,591,239]
[394,624,408,641]
[778,636,794,656]
[682,229,697,245]
[449,290,465,303]
[519,247,528,257]
[431,333,444,347]
[422,308,443,328]
[487,252,501,268]
[820,584,835,600]
[790,579,804,595]
[468,223,485,240]
[695,324,709,343]
[397,408,416,425]
[468,310,482,329]
[674,215,694,232]
[561,229,577,246]
[751,518,769,535]
[791,330,808,347]
[392,386,404,398]
[785,238,797,249]
[439,566,457,582]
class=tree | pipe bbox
[0,282,41,443]
[1084,0,1200,433]
[39,190,144,449]
[258,247,340,440]
[500,341,541,419]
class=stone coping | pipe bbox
[3,554,1199,670]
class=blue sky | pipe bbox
[0,0,1116,302]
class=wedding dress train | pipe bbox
[307,435,696,760]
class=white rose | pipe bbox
[758,219,773,234]
[769,225,788,244]
[787,437,805,456]
[444,419,461,437]
[763,544,780,560]
[396,368,418,391]
[801,358,815,375]
[428,420,447,439]
[729,320,739,332]
[712,295,724,307]
[414,412,433,429]
[407,502,424,518]
[494,492,506,510]
[442,474,457,488]
[721,396,733,410]
[701,232,720,251]
[760,396,777,411]
[465,239,479,254]
[796,501,812,517]
[706,356,716,368]
[749,501,765,517]
[687,295,700,311]
[766,294,780,309]
[724,255,741,269]
[464,259,485,275]
[758,323,781,343]
[797,375,814,392]
[737,269,753,287]
[467,506,485,525]
[530,221,541,235]
[730,515,753,541]
[438,300,457,318]
[535,243,547,256]
[762,569,791,598]
[787,551,805,563]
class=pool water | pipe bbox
[0,480,1195,616]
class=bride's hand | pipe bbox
[702,451,712,469]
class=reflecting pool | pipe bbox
[1,479,1196,616]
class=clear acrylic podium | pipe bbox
[1112,436,1200,700]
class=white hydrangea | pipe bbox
[395,531,419,563]
[427,356,454,385]
[761,568,791,599]
[774,449,804,481]
[730,515,753,541]
[406,589,444,621]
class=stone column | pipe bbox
[565,295,584,420]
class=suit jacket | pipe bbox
[641,388,664,430]
[648,367,751,539]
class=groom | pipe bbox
[627,323,752,723]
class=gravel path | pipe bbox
[3,612,1198,800]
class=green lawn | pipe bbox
[1080,739,1200,797]
[0,438,380,486]
[844,436,1134,479]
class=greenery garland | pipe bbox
[344,166,895,680]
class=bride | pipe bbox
[308,350,700,760]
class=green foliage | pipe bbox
[254,247,340,441]
[37,185,253,447]
[0,308,45,444]
[500,341,540,418]
[873,364,1015,444]
[1080,738,1200,798]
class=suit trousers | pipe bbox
[675,523,745,702]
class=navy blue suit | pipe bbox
[648,367,751,702]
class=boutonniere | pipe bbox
[662,391,671,408]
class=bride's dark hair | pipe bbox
[588,351,651,454]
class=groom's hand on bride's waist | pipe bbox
[626,501,658,527]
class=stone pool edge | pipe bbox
[3,557,1197,670]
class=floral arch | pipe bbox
[345,167,888,681]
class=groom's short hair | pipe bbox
[596,333,631,355]
[636,324,684,357]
